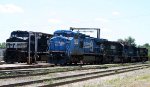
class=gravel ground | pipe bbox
[0,69,106,86]
[0,65,137,86]
[59,68,150,87]
[0,64,149,87]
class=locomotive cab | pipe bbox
[98,41,124,63]
[5,31,29,63]
[48,30,84,65]
[123,45,138,62]
[5,31,52,63]
[48,30,72,64]
[137,48,148,62]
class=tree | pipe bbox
[117,36,136,46]
[0,42,6,49]
[125,36,136,46]
[143,43,150,48]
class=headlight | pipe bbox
[74,39,78,45]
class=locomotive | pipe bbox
[48,30,84,64]
[4,31,52,63]
[137,48,148,62]
[48,29,148,65]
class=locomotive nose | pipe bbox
[49,36,67,52]
[6,37,27,49]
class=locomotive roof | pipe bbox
[137,47,148,50]
[11,31,28,34]
[54,30,75,34]
[11,30,52,36]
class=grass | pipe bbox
[44,78,54,84]
[136,74,150,81]
[103,74,150,87]
[82,72,150,87]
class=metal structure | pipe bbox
[70,27,101,39]
[28,32,31,64]
[34,32,38,64]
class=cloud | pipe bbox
[48,18,62,24]
[112,11,120,16]
[95,18,109,23]
[0,4,24,13]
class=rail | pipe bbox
[0,64,149,87]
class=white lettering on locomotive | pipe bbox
[84,41,93,52]
[6,42,27,48]
[55,41,65,46]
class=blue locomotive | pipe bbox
[48,29,148,65]
[48,30,109,65]
[48,30,84,65]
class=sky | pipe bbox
[0,0,150,45]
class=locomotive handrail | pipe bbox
[70,27,101,39]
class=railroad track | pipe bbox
[0,63,142,79]
[0,62,143,79]
[0,65,106,79]
[0,64,149,87]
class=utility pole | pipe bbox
[28,32,31,64]
[34,32,38,64]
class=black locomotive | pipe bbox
[4,31,52,63]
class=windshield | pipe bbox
[10,31,29,40]
[11,31,29,38]
[54,32,74,37]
